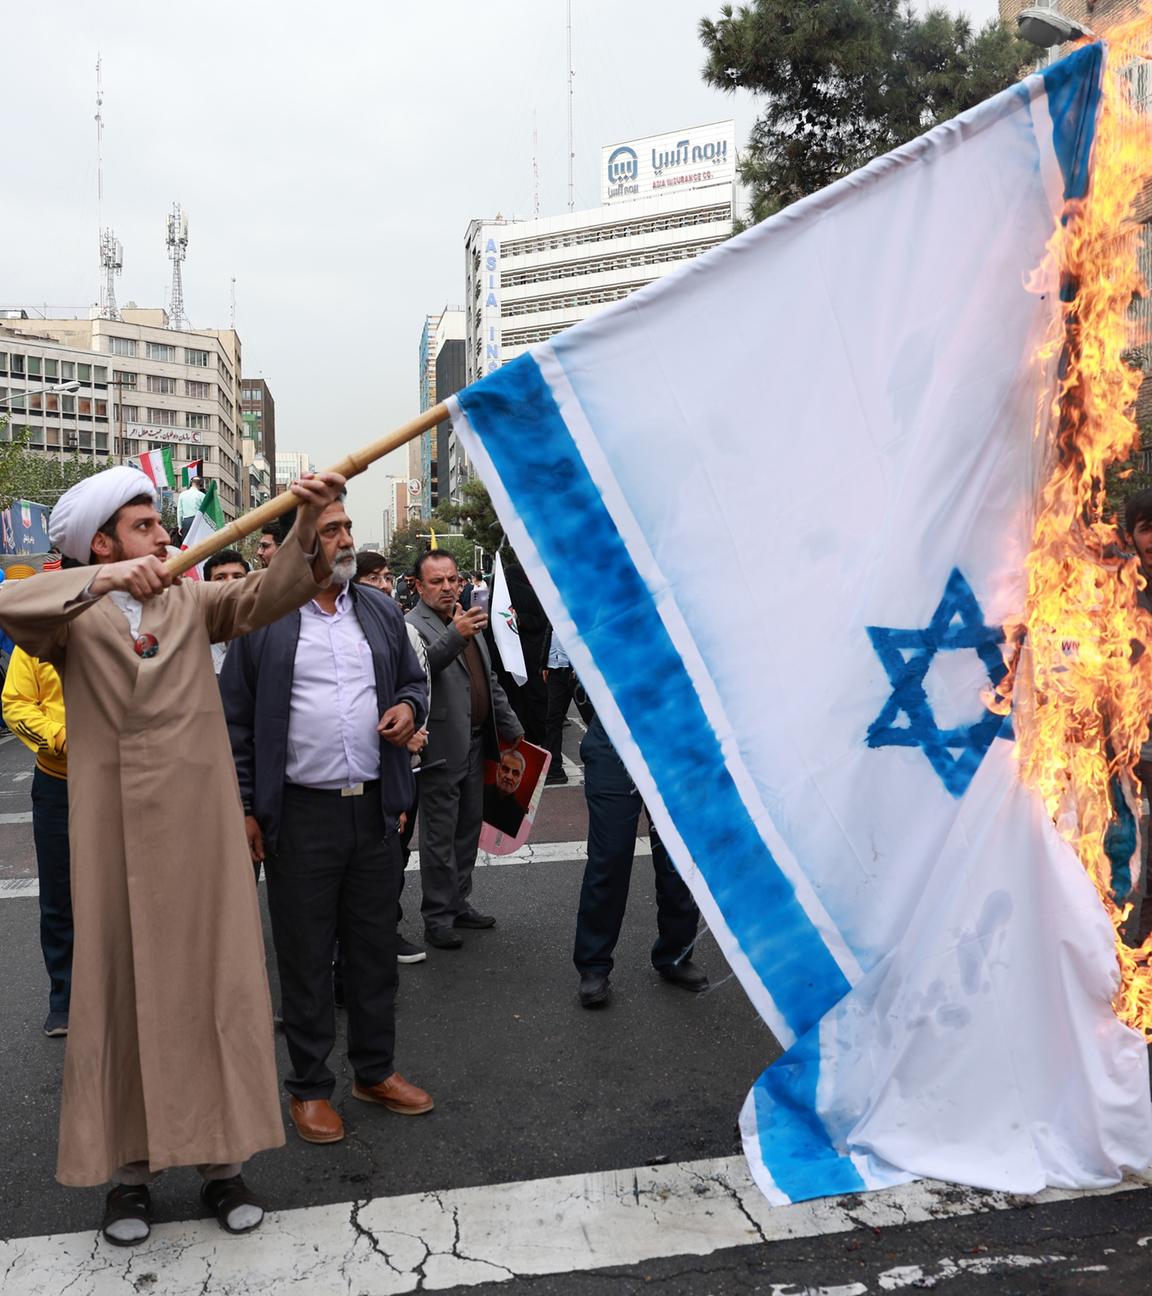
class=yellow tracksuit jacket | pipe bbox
[2,646,67,779]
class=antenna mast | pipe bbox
[230,276,237,330]
[532,112,540,218]
[166,203,190,330]
[566,0,575,212]
[95,57,123,320]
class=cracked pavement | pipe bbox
[0,730,1150,1292]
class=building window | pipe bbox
[146,407,177,425]
[78,363,92,381]
[146,374,176,394]
[185,348,210,367]
[109,337,137,357]
[185,379,211,399]
[186,412,211,430]
[9,354,24,375]
[95,399,108,418]
[146,343,176,362]
[94,365,107,383]
[121,404,139,421]
[44,359,58,378]
[0,353,7,372]
[61,395,75,414]
[113,370,138,387]
[27,356,42,377]
[60,361,74,380]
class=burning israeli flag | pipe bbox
[451,41,1152,1203]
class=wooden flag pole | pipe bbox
[165,402,450,577]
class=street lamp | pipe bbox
[0,380,82,405]
[1016,3,1094,48]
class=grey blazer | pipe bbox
[406,599,523,773]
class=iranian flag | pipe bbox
[180,459,204,487]
[138,447,174,490]
[179,481,226,580]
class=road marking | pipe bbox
[0,811,32,824]
[0,838,626,900]
[10,771,32,782]
[0,1156,1147,1295]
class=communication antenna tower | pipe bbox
[230,276,237,330]
[100,230,123,321]
[95,56,123,319]
[566,0,575,212]
[166,203,190,330]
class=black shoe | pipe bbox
[424,926,464,950]
[43,1011,69,1037]
[201,1174,265,1235]
[545,772,569,785]
[101,1184,153,1247]
[453,908,496,929]
[658,960,709,993]
[397,936,427,963]
[578,971,612,1008]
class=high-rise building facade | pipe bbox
[275,450,314,489]
[0,307,247,518]
[240,377,276,509]
[413,306,466,516]
[465,122,736,386]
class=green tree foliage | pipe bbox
[700,0,1033,223]
[386,513,474,577]
[0,421,106,514]
[435,477,507,567]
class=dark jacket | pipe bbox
[406,598,523,773]
[221,583,428,853]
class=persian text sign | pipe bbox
[600,121,736,205]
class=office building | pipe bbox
[465,122,736,385]
[0,307,246,519]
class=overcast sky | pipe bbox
[3,0,1004,541]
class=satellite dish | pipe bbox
[408,478,421,495]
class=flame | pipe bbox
[1017,14,1152,1039]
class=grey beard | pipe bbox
[331,552,356,585]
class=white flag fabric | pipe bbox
[451,43,1152,1204]
[490,550,528,685]
[178,507,217,581]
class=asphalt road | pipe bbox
[0,721,1149,1294]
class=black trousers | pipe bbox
[31,768,72,1015]
[573,716,700,975]
[544,667,577,779]
[265,783,401,1101]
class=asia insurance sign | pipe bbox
[601,120,736,205]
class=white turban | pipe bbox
[49,466,157,562]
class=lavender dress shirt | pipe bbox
[285,586,381,790]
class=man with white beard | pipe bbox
[221,495,434,1146]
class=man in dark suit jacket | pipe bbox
[406,550,523,949]
[221,499,432,1147]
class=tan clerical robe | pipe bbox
[0,533,328,1186]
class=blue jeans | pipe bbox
[573,716,700,975]
[31,768,72,1014]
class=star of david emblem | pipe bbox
[866,568,1012,798]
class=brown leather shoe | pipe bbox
[289,1097,345,1143]
[351,1072,434,1115]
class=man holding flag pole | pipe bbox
[0,462,346,1246]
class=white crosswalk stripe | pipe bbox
[1,1157,1146,1294]
[0,838,639,900]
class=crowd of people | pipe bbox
[0,464,709,1248]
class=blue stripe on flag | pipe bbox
[458,355,851,1039]
[1041,42,1104,201]
[752,1027,867,1200]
